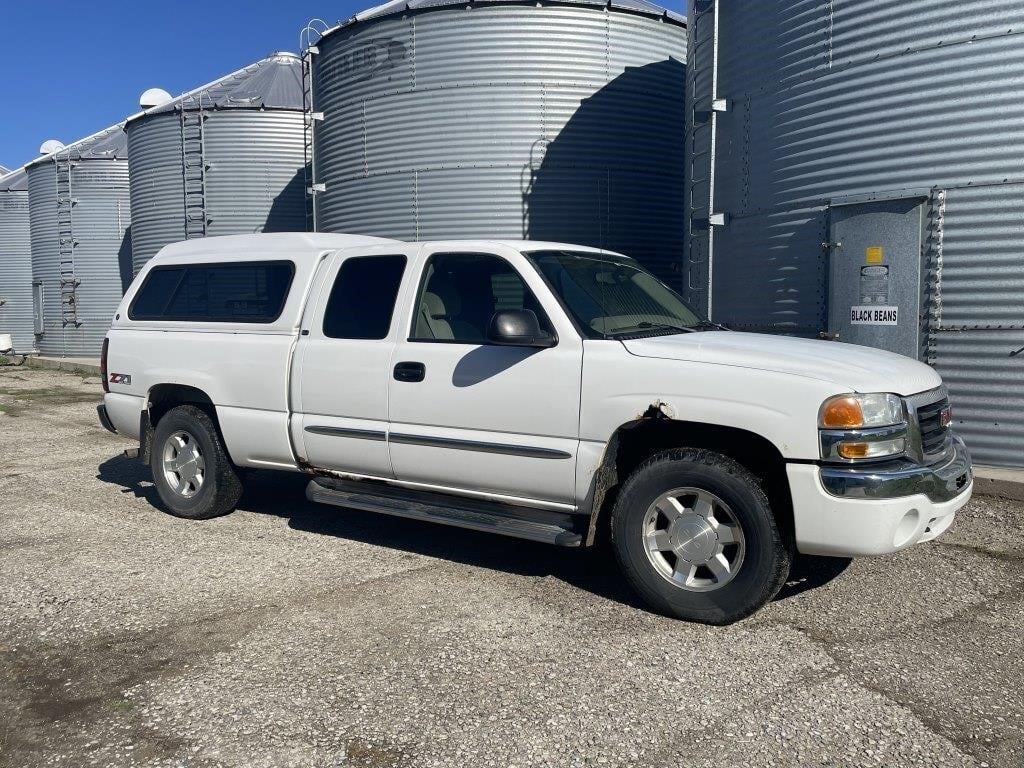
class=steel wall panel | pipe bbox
[29,159,131,357]
[932,329,1024,470]
[314,3,686,286]
[0,189,34,352]
[202,112,306,243]
[128,110,306,274]
[127,115,185,271]
[687,0,1024,465]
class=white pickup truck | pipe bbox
[99,233,973,624]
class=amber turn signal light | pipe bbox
[837,442,870,459]
[820,396,864,429]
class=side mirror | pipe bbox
[487,309,556,348]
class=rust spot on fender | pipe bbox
[638,399,676,420]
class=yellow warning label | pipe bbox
[866,246,884,264]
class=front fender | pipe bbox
[581,341,843,460]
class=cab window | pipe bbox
[410,253,553,344]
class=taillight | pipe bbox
[100,337,109,393]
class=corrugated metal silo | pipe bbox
[27,126,131,358]
[686,0,1024,468]
[126,53,307,274]
[310,0,687,287]
[0,167,34,353]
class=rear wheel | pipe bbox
[151,405,242,520]
[611,448,791,625]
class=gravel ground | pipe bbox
[1,366,1022,768]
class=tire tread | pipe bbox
[151,405,242,520]
[610,448,791,625]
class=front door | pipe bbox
[827,197,925,359]
[292,244,418,477]
[387,245,583,508]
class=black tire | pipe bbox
[150,405,243,520]
[611,448,791,625]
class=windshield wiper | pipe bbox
[687,319,730,331]
[609,321,698,336]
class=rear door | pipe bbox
[291,244,419,477]
[387,245,583,507]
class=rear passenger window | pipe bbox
[129,262,294,323]
[323,255,407,340]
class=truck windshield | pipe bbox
[525,250,710,339]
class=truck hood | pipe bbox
[622,332,942,396]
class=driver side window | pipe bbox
[411,253,553,343]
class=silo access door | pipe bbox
[826,197,925,360]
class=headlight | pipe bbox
[819,393,907,462]
[819,393,905,429]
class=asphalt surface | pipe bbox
[1,366,1022,768]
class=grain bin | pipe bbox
[126,53,307,274]
[0,167,34,353]
[309,0,687,287]
[27,126,131,358]
[686,0,1024,468]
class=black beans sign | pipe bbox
[850,305,899,326]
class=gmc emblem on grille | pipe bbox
[109,373,132,385]
[940,406,953,428]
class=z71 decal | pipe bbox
[109,373,132,385]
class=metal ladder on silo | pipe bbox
[180,101,208,240]
[301,20,329,232]
[55,153,81,328]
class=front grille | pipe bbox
[916,397,950,456]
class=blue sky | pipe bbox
[0,0,685,171]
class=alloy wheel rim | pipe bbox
[642,487,746,592]
[162,430,206,499]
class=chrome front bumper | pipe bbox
[819,435,972,503]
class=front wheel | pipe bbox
[611,448,791,625]
[151,405,243,520]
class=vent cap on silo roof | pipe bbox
[329,0,686,32]
[127,52,305,124]
[38,139,66,155]
[139,88,173,109]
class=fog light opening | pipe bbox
[893,509,920,548]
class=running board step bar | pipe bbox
[306,478,583,547]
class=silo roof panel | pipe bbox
[25,122,129,169]
[132,53,305,119]
[0,167,27,192]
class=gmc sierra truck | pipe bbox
[98,233,973,624]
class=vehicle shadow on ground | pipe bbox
[97,455,850,612]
